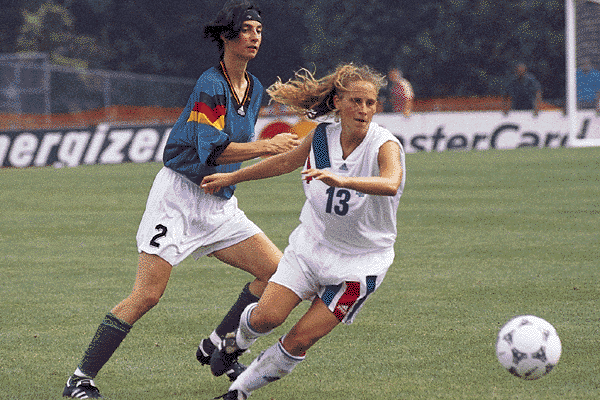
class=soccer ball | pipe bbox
[496,315,562,380]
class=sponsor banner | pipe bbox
[256,110,600,153]
[0,124,171,168]
[2,111,599,168]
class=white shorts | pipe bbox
[270,225,394,324]
[136,167,262,266]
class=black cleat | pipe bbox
[224,361,246,382]
[214,389,247,400]
[210,332,246,378]
[198,337,246,381]
[197,338,217,365]
[62,376,103,399]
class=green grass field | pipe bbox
[1,146,599,399]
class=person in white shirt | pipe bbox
[201,63,406,400]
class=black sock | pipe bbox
[77,312,132,378]
[215,283,259,338]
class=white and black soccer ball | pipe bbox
[496,315,562,380]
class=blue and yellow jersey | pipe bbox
[163,61,263,199]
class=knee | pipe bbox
[281,332,314,356]
[255,262,277,282]
[250,306,286,332]
[256,249,282,282]
[131,289,163,312]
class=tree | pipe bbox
[298,0,564,99]
[299,0,419,75]
[16,2,112,69]
[10,0,566,101]
[65,0,308,92]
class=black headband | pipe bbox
[236,9,262,27]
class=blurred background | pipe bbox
[0,0,598,130]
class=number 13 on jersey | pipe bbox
[325,187,351,216]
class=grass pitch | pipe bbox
[1,146,599,399]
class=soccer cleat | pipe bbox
[198,338,246,381]
[210,332,246,377]
[214,389,247,400]
[62,376,103,399]
[224,361,247,382]
[196,338,217,365]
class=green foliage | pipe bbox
[16,2,113,69]
[3,0,568,99]
[298,0,564,98]
[1,147,600,399]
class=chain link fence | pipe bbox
[0,53,196,116]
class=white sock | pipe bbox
[236,303,270,349]
[209,330,221,347]
[229,339,305,397]
[73,368,89,378]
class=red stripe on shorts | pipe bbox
[333,281,361,321]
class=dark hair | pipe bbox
[204,0,262,57]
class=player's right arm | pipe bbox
[201,130,314,194]
[164,76,300,170]
[213,132,301,165]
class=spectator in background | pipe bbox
[503,62,542,116]
[381,67,414,117]
[576,57,600,113]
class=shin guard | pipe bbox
[229,339,304,396]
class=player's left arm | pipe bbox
[301,140,403,196]
[201,131,314,194]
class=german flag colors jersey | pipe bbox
[163,62,263,199]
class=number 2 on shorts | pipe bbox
[150,224,167,248]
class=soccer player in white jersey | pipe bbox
[61,1,301,398]
[201,63,406,400]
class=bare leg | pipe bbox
[74,252,172,379]
[228,294,340,398]
[282,296,340,356]
[111,252,173,325]
[200,234,283,376]
[249,282,302,332]
[211,232,282,296]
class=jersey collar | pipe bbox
[219,61,254,116]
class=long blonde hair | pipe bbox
[266,63,386,119]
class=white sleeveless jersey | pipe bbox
[299,122,406,254]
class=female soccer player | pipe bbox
[201,63,406,400]
[62,1,300,398]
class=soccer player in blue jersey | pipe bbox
[62,1,300,398]
[201,63,405,400]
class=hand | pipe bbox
[266,132,301,155]
[201,173,234,195]
[301,168,346,187]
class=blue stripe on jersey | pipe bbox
[321,282,343,307]
[313,123,331,169]
[345,275,377,321]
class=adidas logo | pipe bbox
[336,304,349,315]
[339,163,348,171]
